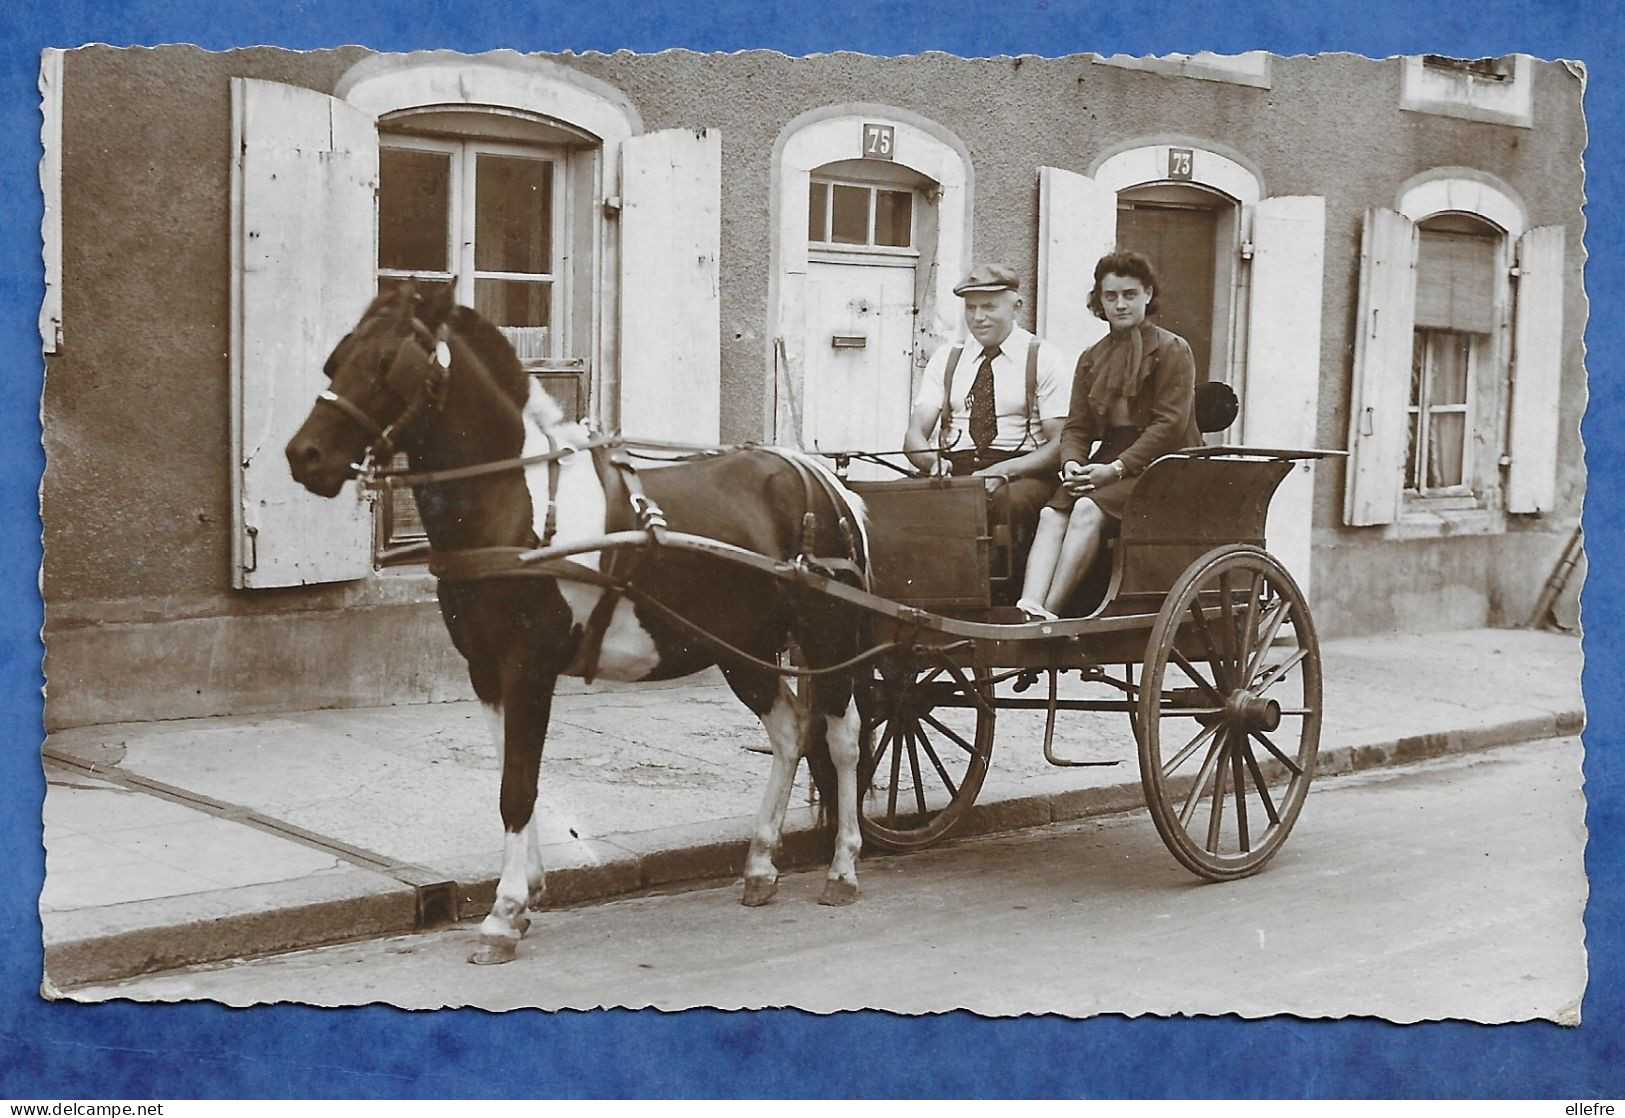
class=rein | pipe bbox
[357,435,744,491]
[430,536,917,682]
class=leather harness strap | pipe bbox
[565,446,670,683]
[429,442,867,682]
[749,447,867,588]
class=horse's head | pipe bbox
[285,282,459,498]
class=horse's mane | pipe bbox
[446,305,530,411]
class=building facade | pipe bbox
[39,47,1587,729]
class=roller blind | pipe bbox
[1414,229,1497,333]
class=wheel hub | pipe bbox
[1226,689,1281,733]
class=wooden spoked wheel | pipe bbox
[857,649,995,852]
[1137,545,1322,881]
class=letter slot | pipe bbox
[831,335,867,349]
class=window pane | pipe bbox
[476,277,551,332]
[1427,413,1466,488]
[475,154,554,275]
[831,184,870,244]
[875,189,913,247]
[1405,411,1420,490]
[379,147,451,273]
[1410,331,1426,408]
[809,181,829,241]
[1432,333,1471,405]
[1407,332,1425,490]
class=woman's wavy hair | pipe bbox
[1087,250,1161,320]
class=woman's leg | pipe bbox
[1042,499,1108,615]
[1018,507,1068,611]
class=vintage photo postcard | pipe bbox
[36,44,1587,1022]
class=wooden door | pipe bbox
[803,259,918,479]
[1117,202,1219,383]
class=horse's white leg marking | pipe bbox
[741,682,804,907]
[480,831,534,945]
[473,700,548,957]
[819,701,864,907]
[524,806,548,909]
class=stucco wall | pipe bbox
[41,46,1589,726]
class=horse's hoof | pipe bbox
[527,887,547,910]
[741,877,779,907]
[818,879,859,907]
[468,935,520,966]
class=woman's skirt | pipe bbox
[1045,426,1141,520]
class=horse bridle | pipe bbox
[315,310,584,549]
[316,314,454,473]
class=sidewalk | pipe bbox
[39,627,1585,989]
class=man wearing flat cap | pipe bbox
[904,263,1076,587]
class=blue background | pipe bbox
[1,0,1619,1099]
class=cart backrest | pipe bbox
[1099,450,1297,617]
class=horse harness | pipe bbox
[320,309,869,683]
[426,443,867,683]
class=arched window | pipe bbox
[1344,171,1565,527]
[228,57,686,586]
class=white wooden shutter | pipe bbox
[1343,208,1417,527]
[618,128,722,443]
[230,78,377,588]
[1037,166,1116,356]
[39,49,63,353]
[1506,225,1567,514]
[1245,196,1325,596]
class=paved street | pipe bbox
[74,736,1588,1021]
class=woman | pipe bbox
[1016,251,1200,621]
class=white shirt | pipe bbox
[913,326,1076,453]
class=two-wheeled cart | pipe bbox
[837,446,1332,880]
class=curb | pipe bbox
[44,708,1584,990]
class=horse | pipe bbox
[285,283,875,965]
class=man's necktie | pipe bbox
[968,346,999,454]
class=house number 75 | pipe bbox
[863,123,895,161]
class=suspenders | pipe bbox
[937,337,1042,459]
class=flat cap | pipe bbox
[952,263,1021,296]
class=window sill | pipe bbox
[1383,503,1504,540]
[373,557,435,581]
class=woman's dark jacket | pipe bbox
[1057,320,1202,476]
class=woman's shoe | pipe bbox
[1016,598,1060,622]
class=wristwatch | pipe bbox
[1111,460,1126,480]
